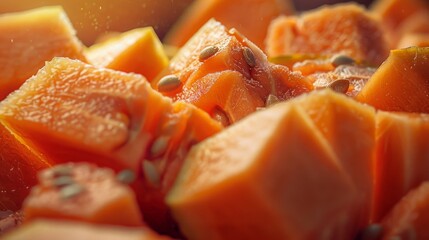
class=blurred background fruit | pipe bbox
[0,0,374,46]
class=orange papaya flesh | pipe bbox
[310,65,376,97]
[356,47,429,113]
[0,6,86,101]
[0,57,172,171]
[0,57,222,235]
[372,111,429,222]
[381,182,429,239]
[2,219,172,240]
[266,3,390,66]
[23,163,143,227]
[85,27,169,82]
[290,89,377,231]
[168,89,376,239]
[155,19,312,125]
[177,70,264,124]
[270,54,376,97]
[163,0,294,49]
[397,33,429,49]
[136,101,222,235]
[0,119,53,212]
[0,0,194,46]
[371,0,429,30]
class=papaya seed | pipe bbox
[157,75,182,92]
[199,45,219,61]
[243,47,256,67]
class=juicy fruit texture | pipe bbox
[168,89,376,240]
[156,19,312,125]
[294,89,376,229]
[356,47,429,113]
[373,111,429,221]
[0,120,52,212]
[163,0,294,49]
[0,6,86,100]
[266,3,390,66]
[0,57,222,234]
[85,27,169,82]
[0,57,169,171]
[272,54,376,97]
[23,163,143,226]
[381,182,429,240]
[2,220,171,240]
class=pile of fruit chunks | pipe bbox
[1,0,429,239]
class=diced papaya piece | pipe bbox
[372,111,429,222]
[266,4,390,66]
[0,57,222,234]
[0,57,168,171]
[137,101,222,235]
[85,27,169,82]
[163,0,294,49]
[0,0,193,46]
[168,89,377,239]
[294,89,376,228]
[0,120,52,212]
[0,6,86,100]
[381,182,429,239]
[371,0,429,35]
[23,163,143,226]
[2,220,171,240]
[356,47,429,113]
[156,19,312,125]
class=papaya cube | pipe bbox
[381,182,429,239]
[156,19,312,125]
[2,220,171,240]
[0,120,52,212]
[0,57,172,171]
[23,163,143,227]
[373,111,429,221]
[86,27,169,82]
[0,6,86,100]
[356,47,429,113]
[295,89,376,227]
[167,90,376,239]
[371,0,429,31]
[163,0,294,49]
[266,3,390,66]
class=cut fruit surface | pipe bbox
[381,182,429,240]
[0,120,52,212]
[356,47,429,113]
[266,3,390,66]
[0,6,86,100]
[156,19,312,125]
[168,89,376,240]
[23,163,143,227]
[0,57,222,235]
[163,0,294,49]
[2,220,171,240]
[372,111,429,221]
[86,27,169,82]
